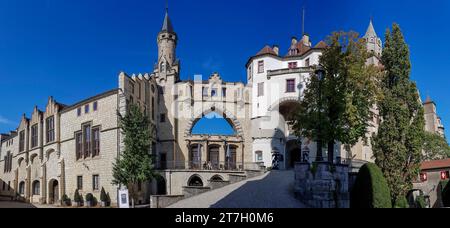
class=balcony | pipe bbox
[267,67,313,78]
[156,161,263,172]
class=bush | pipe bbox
[350,163,392,208]
[74,190,82,203]
[394,196,409,208]
[442,180,450,207]
[85,193,94,202]
[100,187,107,202]
[416,195,427,208]
[62,194,71,206]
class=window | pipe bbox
[258,60,264,73]
[211,88,218,97]
[248,65,253,79]
[77,176,83,190]
[257,83,264,97]
[202,87,209,98]
[255,151,263,162]
[152,98,155,121]
[83,124,91,158]
[93,175,99,191]
[305,58,310,67]
[75,132,82,160]
[46,116,55,143]
[222,88,227,97]
[77,107,82,117]
[85,104,90,114]
[286,79,296,93]
[160,114,166,123]
[19,182,25,195]
[93,101,98,111]
[2,182,5,190]
[7,181,10,191]
[4,152,12,173]
[31,124,38,148]
[19,130,25,152]
[137,181,142,192]
[288,62,298,69]
[32,181,40,195]
[92,128,100,157]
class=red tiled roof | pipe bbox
[314,41,328,49]
[256,45,277,56]
[421,159,450,170]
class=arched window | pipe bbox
[188,175,204,187]
[32,181,40,195]
[160,61,166,73]
[210,175,224,182]
[19,181,25,195]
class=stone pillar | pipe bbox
[202,141,208,166]
[26,166,31,202]
[41,164,47,204]
[59,159,65,202]
[219,141,225,166]
[240,142,244,170]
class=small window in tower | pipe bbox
[305,58,310,67]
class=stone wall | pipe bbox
[294,162,350,208]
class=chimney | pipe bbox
[302,34,311,47]
[272,45,279,56]
[291,37,298,46]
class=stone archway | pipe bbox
[48,179,59,205]
[184,106,244,137]
[187,175,204,187]
[286,140,302,169]
[156,177,167,195]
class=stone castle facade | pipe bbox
[0,9,445,206]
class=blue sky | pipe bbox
[0,0,449,138]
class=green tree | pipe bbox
[292,31,379,161]
[423,132,450,160]
[372,24,425,207]
[112,103,157,208]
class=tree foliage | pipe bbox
[372,24,425,207]
[112,103,157,207]
[292,31,379,160]
[423,132,450,161]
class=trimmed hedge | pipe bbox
[442,180,450,207]
[394,196,409,208]
[351,163,392,208]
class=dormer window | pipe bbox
[288,62,297,69]
[258,61,264,73]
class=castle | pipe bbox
[0,8,445,206]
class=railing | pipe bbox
[155,161,263,172]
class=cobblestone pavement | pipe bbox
[169,170,306,208]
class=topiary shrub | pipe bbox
[100,187,107,203]
[442,180,450,207]
[74,190,81,204]
[394,196,409,208]
[350,163,392,208]
[416,195,427,208]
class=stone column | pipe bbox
[219,141,225,168]
[240,141,245,170]
[59,159,65,202]
[41,164,47,204]
[26,166,31,202]
[202,141,208,166]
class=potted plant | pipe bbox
[61,194,71,207]
[85,193,94,207]
[100,187,108,207]
[74,190,82,207]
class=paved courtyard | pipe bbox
[0,201,58,208]
[169,170,306,208]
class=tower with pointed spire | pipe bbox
[364,19,383,58]
[157,6,178,79]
